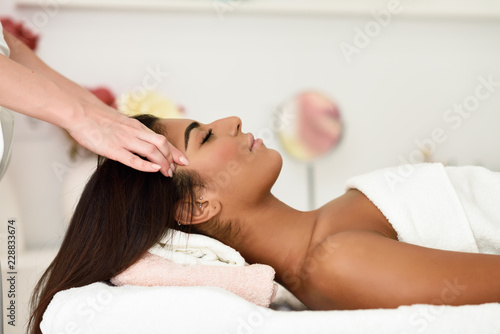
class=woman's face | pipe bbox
[159,117,282,208]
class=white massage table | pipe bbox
[41,282,500,334]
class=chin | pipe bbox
[276,150,284,171]
[268,149,283,182]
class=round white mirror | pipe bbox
[276,91,342,161]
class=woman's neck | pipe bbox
[217,194,320,283]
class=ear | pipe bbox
[175,196,221,226]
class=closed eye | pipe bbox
[201,129,213,144]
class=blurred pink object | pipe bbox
[297,91,342,157]
[0,17,39,50]
[111,252,277,308]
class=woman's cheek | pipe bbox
[214,143,241,162]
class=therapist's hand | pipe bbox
[67,100,188,177]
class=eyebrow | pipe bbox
[184,121,200,150]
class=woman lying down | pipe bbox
[29,114,500,333]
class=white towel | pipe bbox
[346,163,500,254]
[445,165,500,254]
[149,230,246,266]
[41,282,500,334]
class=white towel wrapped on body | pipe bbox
[346,163,500,255]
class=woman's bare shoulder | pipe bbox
[295,230,388,310]
[311,190,397,247]
[296,230,500,310]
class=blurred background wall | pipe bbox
[1,0,500,251]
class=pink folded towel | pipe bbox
[111,252,277,307]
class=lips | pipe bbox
[248,133,255,151]
[248,133,263,151]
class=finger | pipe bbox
[133,124,173,160]
[168,142,190,166]
[122,118,178,175]
[116,150,164,173]
[124,138,173,177]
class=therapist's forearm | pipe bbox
[0,53,85,129]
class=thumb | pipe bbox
[169,142,189,166]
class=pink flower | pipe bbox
[88,87,117,108]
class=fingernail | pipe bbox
[179,156,190,166]
[168,168,173,177]
[152,164,161,170]
[170,163,175,172]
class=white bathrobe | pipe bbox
[346,163,500,255]
[0,22,10,57]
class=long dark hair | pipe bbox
[29,114,202,334]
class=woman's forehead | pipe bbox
[157,118,195,151]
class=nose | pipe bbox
[218,116,241,136]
